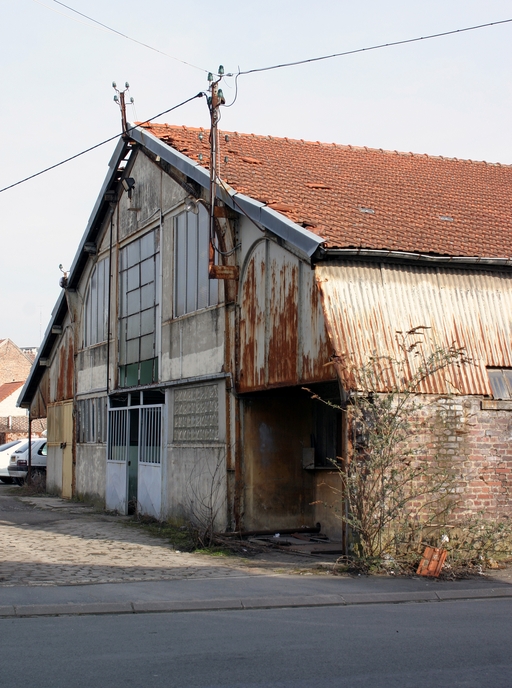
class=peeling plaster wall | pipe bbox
[161,307,225,382]
[76,444,107,501]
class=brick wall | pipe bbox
[412,396,511,518]
[0,340,32,385]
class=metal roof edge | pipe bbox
[314,247,512,270]
[128,124,211,188]
[67,137,128,289]
[18,138,130,408]
[129,124,324,258]
[17,291,67,408]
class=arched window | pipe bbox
[84,257,110,347]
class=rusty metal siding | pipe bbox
[315,262,512,395]
[300,262,333,382]
[50,328,75,401]
[266,246,299,386]
[239,239,333,392]
[239,241,267,390]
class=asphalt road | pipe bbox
[2,599,511,687]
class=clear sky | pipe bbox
[1,0,511,346]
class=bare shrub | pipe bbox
[17,470,47,496]
[310,328,473,562]
[186,452,226,548]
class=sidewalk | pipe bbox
[1,488,511,618]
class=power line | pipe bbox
[234,18,512,76]
[0,93,204,195]
[33,0,208,73]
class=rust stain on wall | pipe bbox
[267,259,299,386]
[56,331,74,401]
[239,240,336,392]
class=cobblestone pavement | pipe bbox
[0,489,305,587]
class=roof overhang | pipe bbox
[314,246,512,271]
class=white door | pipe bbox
[106,409,128,514]
[137,406,162,518]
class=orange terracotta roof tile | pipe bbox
[0,381,24,404]
[140,123,512,258]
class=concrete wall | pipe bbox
[161,306,225,382]
[163,380,228,529]
[76,444,107,502]
[163,446,227,529]
[46,445,62,495]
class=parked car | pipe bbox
[0,440,24,484]
[8,439,47,485]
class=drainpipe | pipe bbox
[27,410,32,485]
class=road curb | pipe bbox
[1,587,511,618]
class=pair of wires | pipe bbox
[0,93,204,194]
[32,1,512,79]
[4,4,512,194]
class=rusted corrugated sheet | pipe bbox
[315,262,512,395]
[239,240,333,392]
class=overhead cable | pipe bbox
[234,18,512,76]
[0,93,204,195]
[33,0,208,73]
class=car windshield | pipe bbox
[0,440,21,452]
[14,442,29,453]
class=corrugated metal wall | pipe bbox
[315,262,512,395]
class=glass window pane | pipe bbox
[127,265,140,291]
[118,322,127,364]
[119,270,127,317]
[140,333,155,360]
[127,289,140,316]
[95,266,104,343]
[140,307,155,336]
[127,313,140,339]
[126,339,139,365]
[488,370,509,399]
[139,359,154,385]
[126,241,140,268]
[186,213,198,313]
[140,257,154,286]
[141,283,154,310]
[503,370,512,398]
[175,214,186,316]
[125,363,138,387]
[197,211,209,310]
[140,232,154,260]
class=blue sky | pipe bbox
[1,0,511,345]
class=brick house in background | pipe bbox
[18,123,512,541]
[0,339,44,442]
[0,339,33,385]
